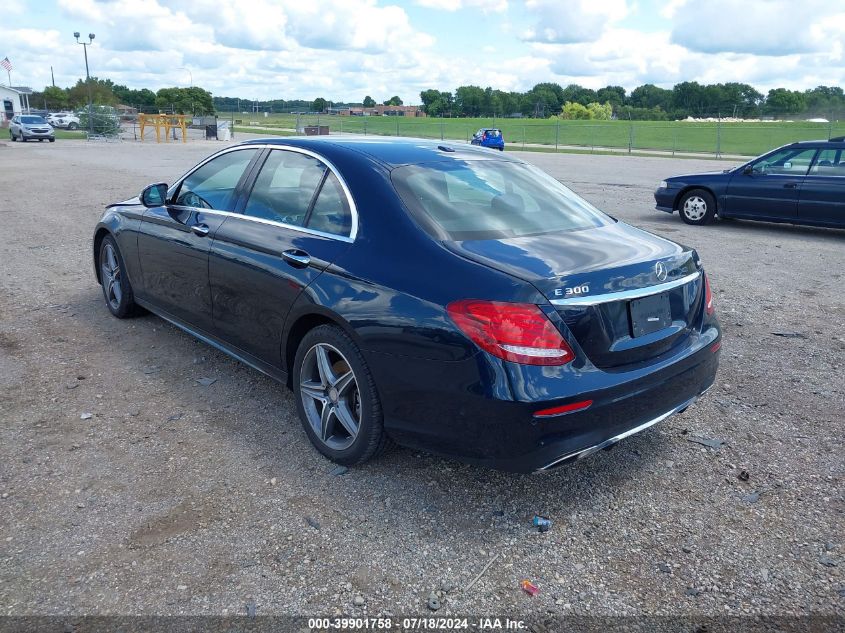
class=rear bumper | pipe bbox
[368,328,720,473]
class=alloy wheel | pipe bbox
[299,343,361,451]
[683,196,707,221]
[100,243,123,310]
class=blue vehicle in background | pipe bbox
[470,127,505,151]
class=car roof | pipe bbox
[791,137,845,148]
[237,136,519,168]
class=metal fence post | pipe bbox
[339,117,343,135]
[522,126,525,150]
[396,117,399,136]
[628,119,633,154]
[364,118,367,135]
[716,114,721,158]
[555,121,559,151]
[441,119,444,141]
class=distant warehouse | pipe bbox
[329,105,426,117]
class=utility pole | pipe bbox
[74,32,95,135]
[51,66,55,87]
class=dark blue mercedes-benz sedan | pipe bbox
[655,137,845,228]
[93,137,720,472]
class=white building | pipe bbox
[0,85,32,123]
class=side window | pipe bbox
[754,148,818,176]
[809,148,845,176]
[307,172,353,236]
[243,150,326,226]
[174,148,258,211]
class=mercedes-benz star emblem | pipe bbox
[655,261,668,282]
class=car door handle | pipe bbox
[282,249,311,268]
[783,182,799,189]
[191,224,210,237]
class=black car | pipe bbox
[93,137,720,472]
[655,137,845,228]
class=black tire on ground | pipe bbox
[678,189,717,225]
[9,130,15,141]
[48,138,55,143]
[499,147,504,151]
[293,324,390,466]
[98,235,144,318]
[68,122,78,130]
[19,135,26,142]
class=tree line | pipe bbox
[28,77,214,115]
[28,77,845,121]
[418,82,845,120]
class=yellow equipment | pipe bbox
[138,113,190,143]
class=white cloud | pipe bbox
[415,0,508,12]
[522,0,630,44]
[670,0,843,56]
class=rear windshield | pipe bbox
[22,116,46,124]
[391,160,609,240]
[485,129,501,137]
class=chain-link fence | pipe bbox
[216,110,845,158]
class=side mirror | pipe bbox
[140,182,168,207]
[742,165,754,175]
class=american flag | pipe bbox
[0,57,11,72]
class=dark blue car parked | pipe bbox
[93,137,719,472]
[470,127,505,151]
[655,137,845,228]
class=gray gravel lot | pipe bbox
[0,137,843,620]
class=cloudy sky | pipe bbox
[3,0,844,103]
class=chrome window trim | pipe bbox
[550,271,701,307]
[169,206,354,243]
[167,143,359,242]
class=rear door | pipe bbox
[798,147,845,227]
[726,147,817,220]
[137,147,261,332]
[209,148,354,367]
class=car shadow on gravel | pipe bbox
[71,284,667,527]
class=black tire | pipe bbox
[48,138,55,143]
[498,147,504,151]
[678,189,717,225]
[9,130,15,142]
[293,324,389,466]
[19,135,26,142]
[98,235,143,318]
[68,122,78,130]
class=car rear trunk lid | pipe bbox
[447,222,704,368]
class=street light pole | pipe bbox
[74,32,95,135]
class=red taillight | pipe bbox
[704,273,715,315]
[534,400,593,418]
[482,133,487,140]
[446,300,575,366]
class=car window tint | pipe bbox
[809,148,845,176]
[174,148,258,211]
[392,160,609,240]
[755,148,817,176]
[243,150,327,226]
[307,171,352,236]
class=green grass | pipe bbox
[231,113,845,157]
[54,129,87,139]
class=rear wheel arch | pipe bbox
[283,310,362,388]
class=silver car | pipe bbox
[9,115,56,142]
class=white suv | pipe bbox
[47,112,80,130]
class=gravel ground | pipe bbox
[0,137,843,621]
